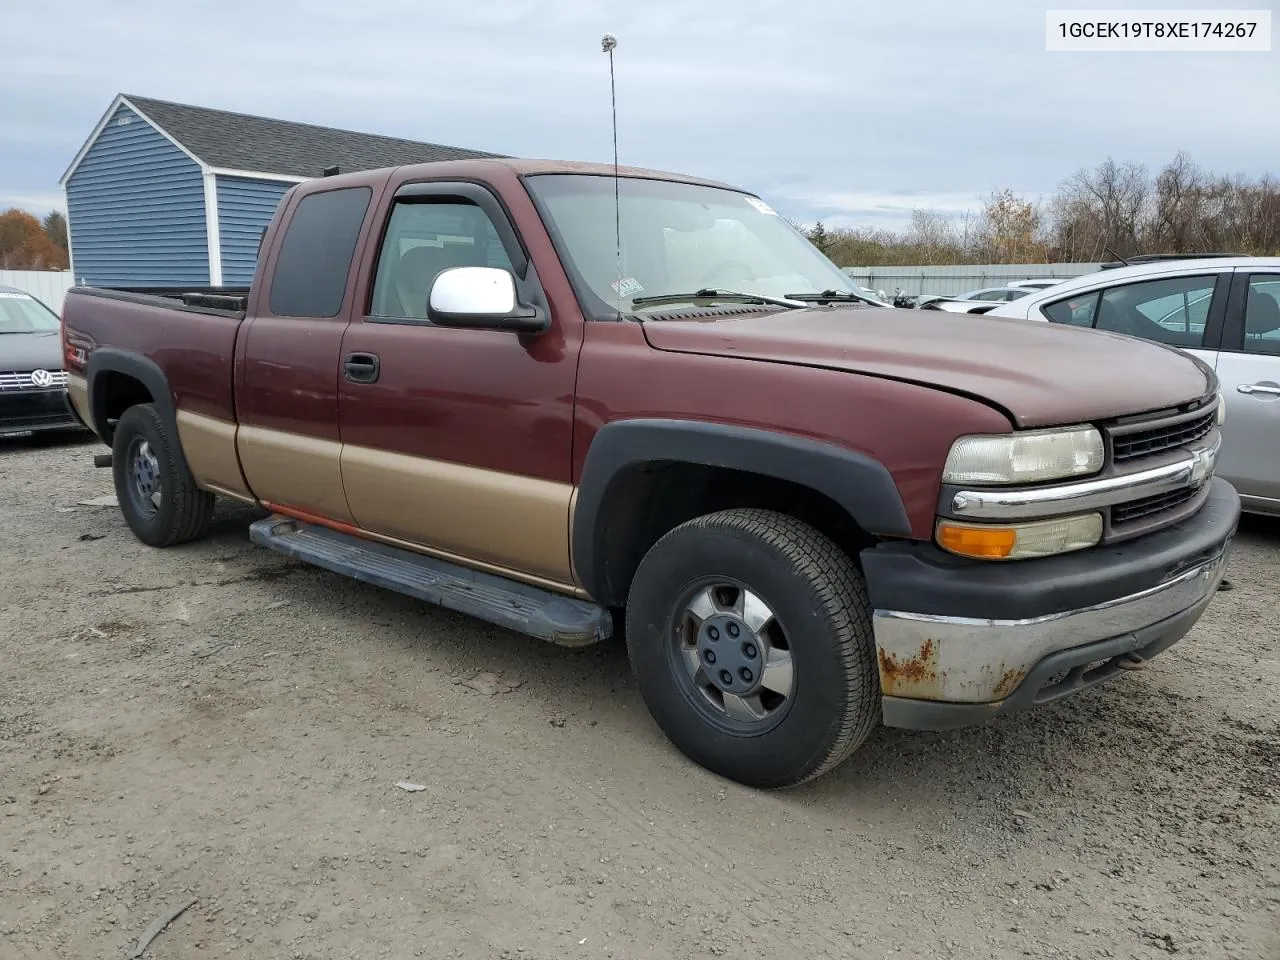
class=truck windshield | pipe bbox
[0,292,60,333]
[523,174,862,318]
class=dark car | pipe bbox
[0,285,85,439]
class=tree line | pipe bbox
[802,153,1280,267]
[0,209,70,271]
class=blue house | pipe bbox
[59,94,503,288]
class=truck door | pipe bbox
[234,181,382,523]
[336,179,582,588]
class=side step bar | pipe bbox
[249,516,612,647]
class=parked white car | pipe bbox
[1006,278,1068,290]
[983,257,1280,516]
[917,287,1035,313]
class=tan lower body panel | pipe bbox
[237,424,355,524]
[341,443,574,585]
[66,374,93,435]
[176,410,254,500]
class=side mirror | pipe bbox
[427,266,547,333]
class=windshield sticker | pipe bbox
[611,276,644,298]
[0,292,33,300]
[744,196,778,216]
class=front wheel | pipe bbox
[111,403,215,547]
[625,508,880,788]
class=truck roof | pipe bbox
[312,156,741,193]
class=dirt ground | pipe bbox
[1,432,1277,960]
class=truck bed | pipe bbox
[73,285,251,317]
[62,284,249,426]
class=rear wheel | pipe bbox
[111,404,215,547]
[625,508,879,788]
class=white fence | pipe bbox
[844,263,1103,298]
[0,270,76,312]
[2,264,1107,312]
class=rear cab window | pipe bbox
[268,187,373,318]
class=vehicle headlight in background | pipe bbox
[936,513,1104,561]
[942,426,1104,485]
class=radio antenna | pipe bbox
[602,33,622,317]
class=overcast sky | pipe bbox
[2,0,1276,229]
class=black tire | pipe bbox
[111,403,215,547]
[625,508,879,788]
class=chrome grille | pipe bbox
[0,370,69,391]
[1112,487,1198,526]
[1109,408,1215,463]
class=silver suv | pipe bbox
[984,257,1280,516]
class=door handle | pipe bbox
[1237,383,1280,396]
[343,353,380,384]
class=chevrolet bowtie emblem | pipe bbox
[1188,445,1215,488]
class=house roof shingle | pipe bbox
[122,94,506,179]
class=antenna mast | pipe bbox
[602,34,622,312]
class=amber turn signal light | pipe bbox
[936,513,1104,561]
[936,522,1018,559]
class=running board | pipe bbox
[248,516,611,647]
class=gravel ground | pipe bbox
[1,432,1277,960]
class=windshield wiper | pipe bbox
[785,289,883,305]
[631,288,806,310]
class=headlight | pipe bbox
[943,426,1104,485]
[1216,391,1226,425]
[937,513,1103,561]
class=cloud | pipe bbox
[1,0,1277,227]
[0,192,65,217]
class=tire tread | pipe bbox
[113,404,215,547]
[629,507,879,787]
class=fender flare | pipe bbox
[84,348,180,451]
[571,418,912,602]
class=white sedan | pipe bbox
[984,257,1280,517]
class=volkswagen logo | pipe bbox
[30,369,55,388]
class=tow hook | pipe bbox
[1115,652,1149,671]
[93,453,113,468]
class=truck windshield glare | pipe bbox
[523,174,863,317]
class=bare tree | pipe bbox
[976,189,1046,263]
[1054,158,1151,259]
[1149,152,1204,253]
[805,152,1280,266]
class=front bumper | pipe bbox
[0,389,85,438]
[861,476,1240,730]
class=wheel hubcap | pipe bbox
[674,583,794,730]
[129,439,162,516]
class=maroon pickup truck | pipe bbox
[61,158,1239,787]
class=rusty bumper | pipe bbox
[862,477,1240,731]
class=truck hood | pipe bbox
[640,306,1213,429]
[0,331,63,374]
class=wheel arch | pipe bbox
[572,419,912,606]
[85,348,175,447]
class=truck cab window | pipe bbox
[268,186,372,318]
[370,200,514,320]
